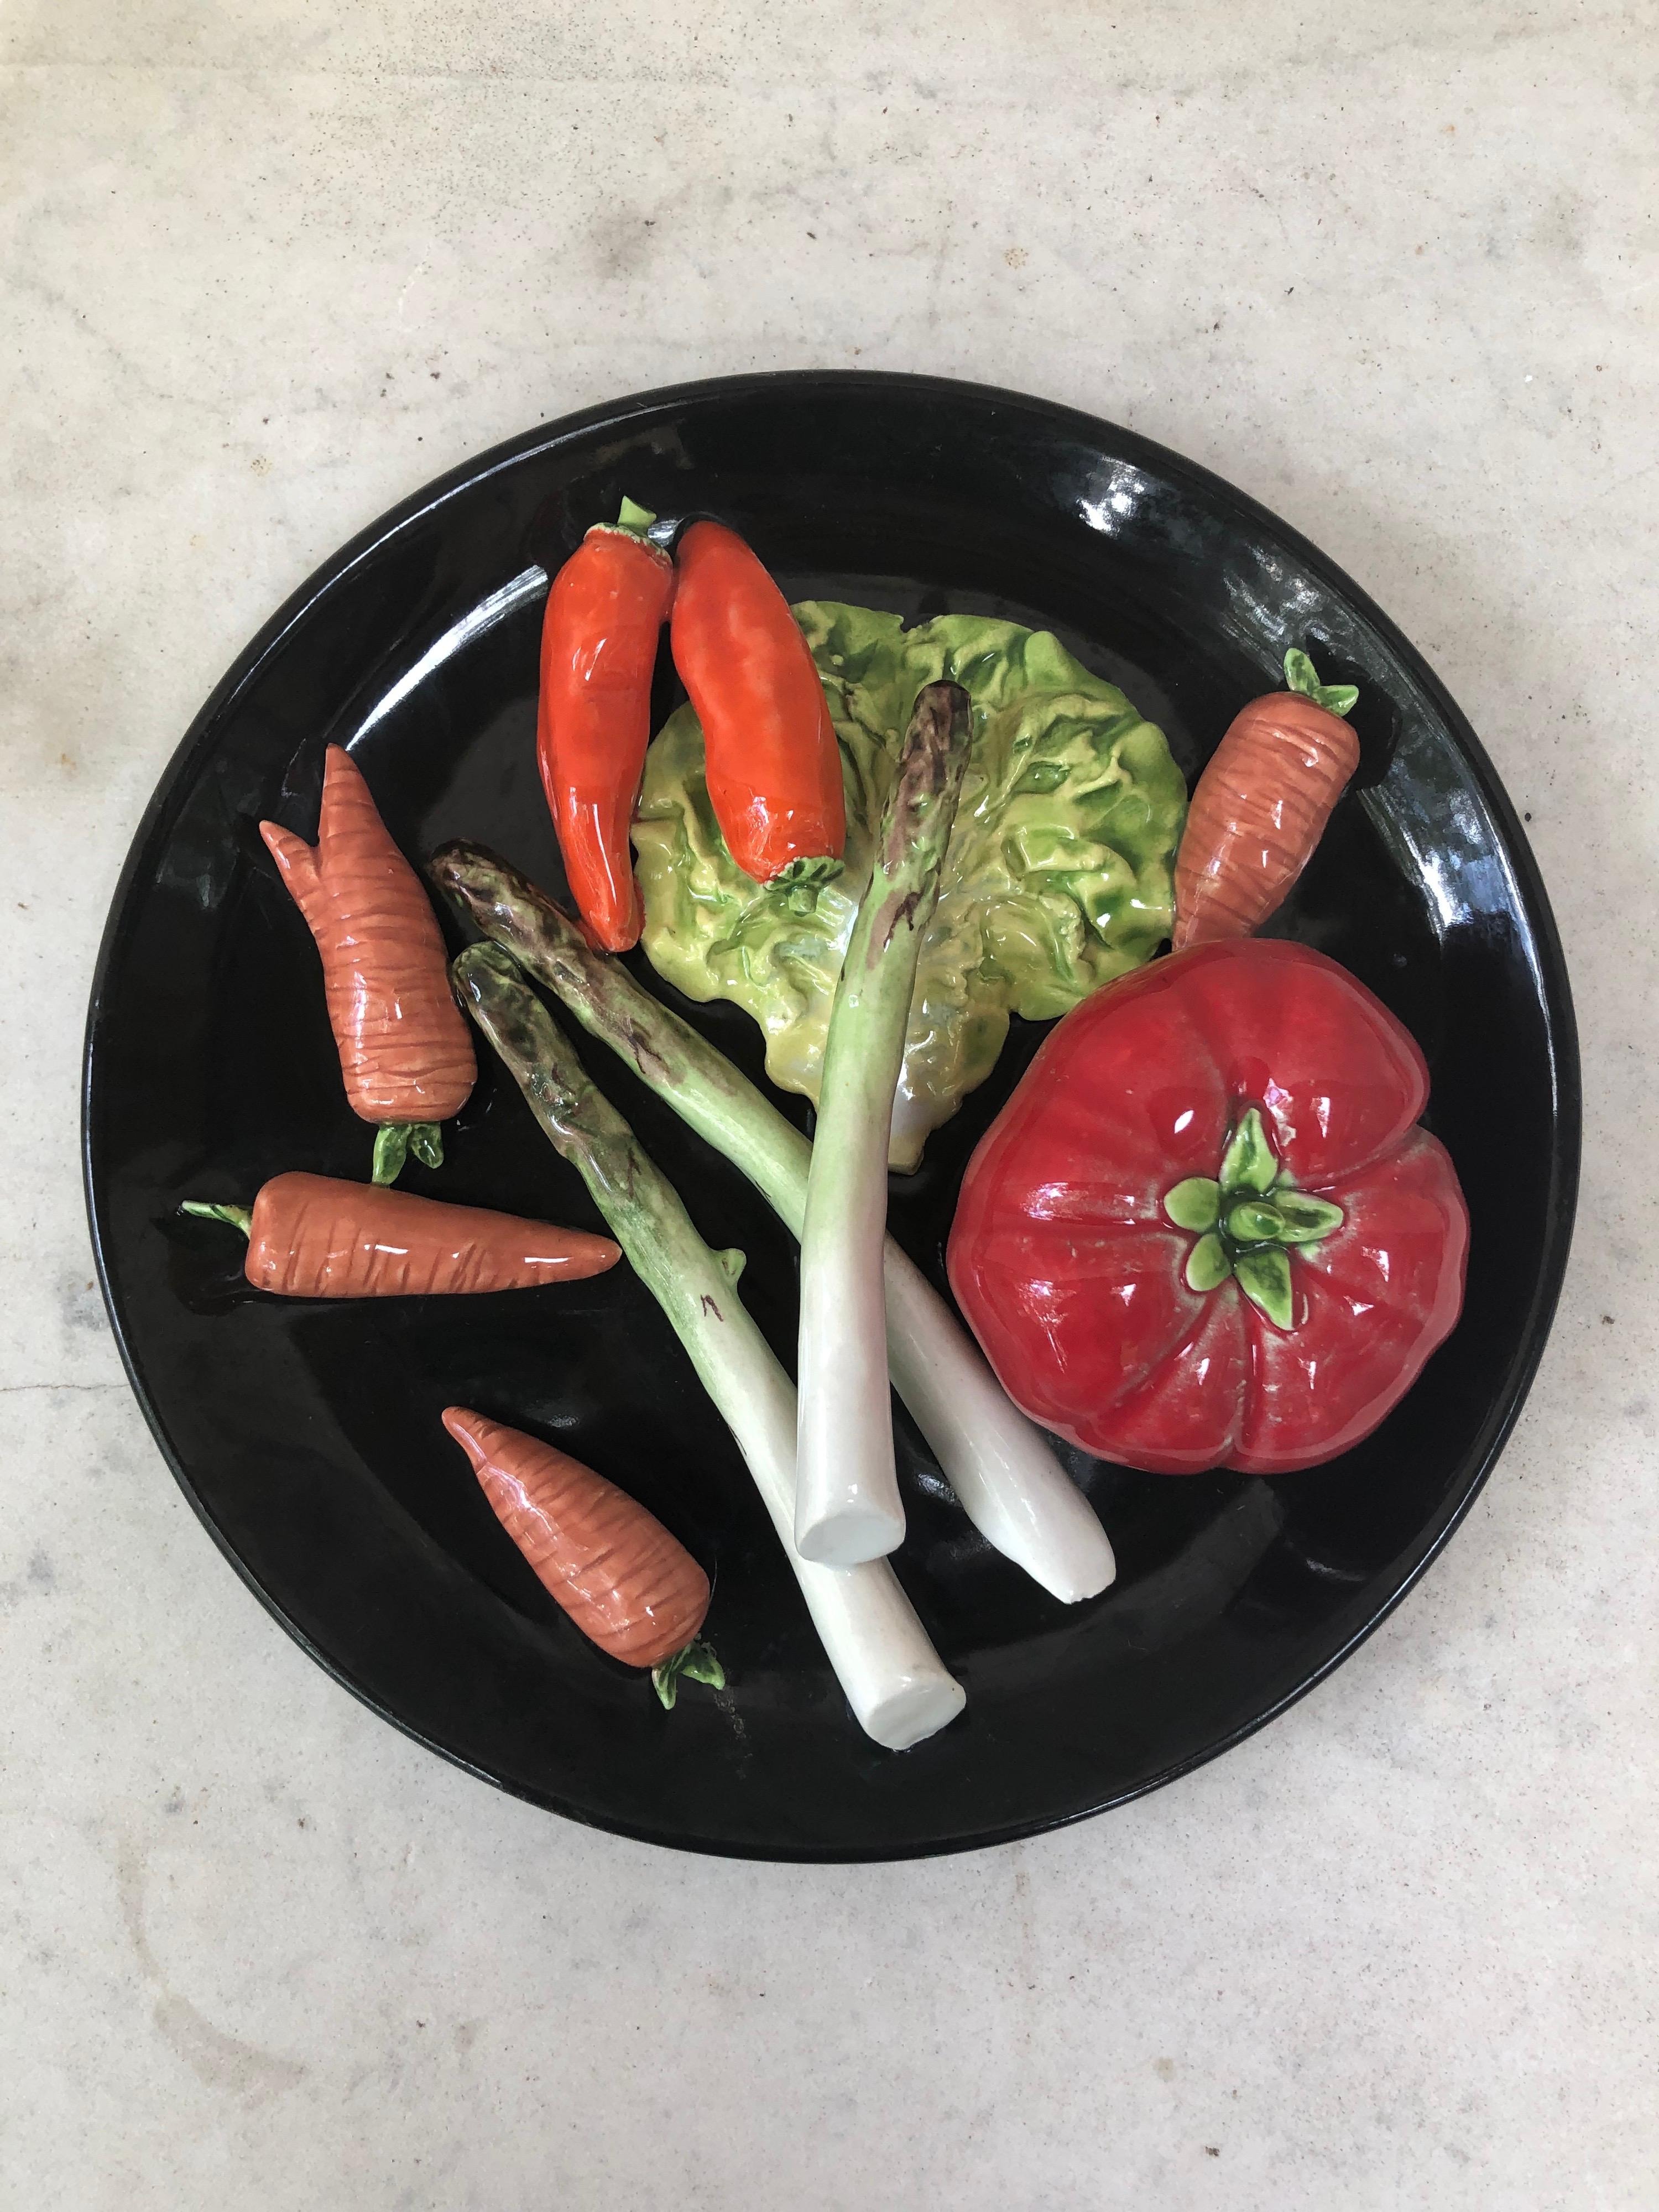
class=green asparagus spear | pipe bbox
[428,843,1115,1605]
[794,682,973,1566]
[450,942,964,1751]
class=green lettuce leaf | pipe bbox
[633,602,1186,1168]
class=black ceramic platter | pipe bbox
[83,373,1579,1860]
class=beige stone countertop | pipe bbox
[3,3,1655,2205]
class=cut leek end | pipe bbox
[863,1674,968,1752]
[966,1483,1117,1603]
[1040,1535,1118,1605]
[794,1499,907,1567]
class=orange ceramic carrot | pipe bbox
[442,1407,722,1704]
[183,1173,619,1297]
[260,745,476,1182]
[1173,650,1361,950]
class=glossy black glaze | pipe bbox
[84,374,1578,1860]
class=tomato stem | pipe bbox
[1164,1107,1345,1331]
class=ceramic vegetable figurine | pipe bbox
[260,746,477,1183]
[441,1408,722,1708]
[429,839,1117,1606]
[536,495,676,952]
[452,941,967,1752]
[182,1173,620,1296]
[1173,649,1360,949]
[795,681,973,1565]
[947,939,1468,1474]
[669,521,847,886]
[635,602,1186,1167]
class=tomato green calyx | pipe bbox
[1219,1107,1277,1193]
[1161,1107,1345,1331]
[1228,1197,1284,1241]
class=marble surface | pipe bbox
[4,2,1657,2204]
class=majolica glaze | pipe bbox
[82,373,1577,1860]
[948,940,1470,1477]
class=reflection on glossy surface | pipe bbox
[949,942,1471,1477]
[1077,460,1152,537]
[84,373,1577,1860]
[240,1173,622,1298]
[354,565,547,744]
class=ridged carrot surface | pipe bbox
[260,745,476,1122]
[1173,692,1360,950]
[442,1407,710,1668]
[243,1173,620,1297]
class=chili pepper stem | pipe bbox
[794,682,973,1567]
[773,853,844,896]
[429,840,1115,1605]
[452,941,966,1752]
[611,494,657,538]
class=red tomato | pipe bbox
[946,940,1469,1475]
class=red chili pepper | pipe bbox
[669,520,846,885]
[536,497,675,952]
[947,939,1469,1475]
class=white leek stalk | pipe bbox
[794,682,973,1564]
[431,843,1115,1603]
[453,942,965,1751]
